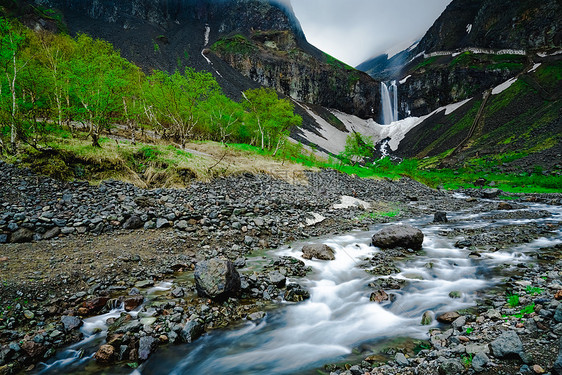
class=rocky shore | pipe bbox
[1,159,561,374]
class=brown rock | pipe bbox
[498,202,513,210]
[94,345,115,363]
[555,290,562,300]
[21,341,47,359]
[437,311,460,324]
[83,297,110,313]
[77,307,89,316]
[533,364,545,374]
[370,290,389,303]
[459,336,470,343]
[121,295,144,312]
[301,244,335,261]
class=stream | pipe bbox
[33,198,562,374]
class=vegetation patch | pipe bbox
[211,34,257,56]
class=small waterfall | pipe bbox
[380,81,399,125]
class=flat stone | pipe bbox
[437,311,460,324]
[372,224,424,250]
[180,320,204,343]
[61,316,83,332]
[301,244,335,261]
[395,352,409,366]
[490,331,525,360]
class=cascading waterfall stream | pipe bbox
[380,81,399,124]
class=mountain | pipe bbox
[355,0,562,172]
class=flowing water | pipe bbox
[380,81,398,124]
[34,199,562,375]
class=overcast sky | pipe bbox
[290,0,452,66]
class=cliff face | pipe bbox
[212,31,380,119]
[28,0,378,120]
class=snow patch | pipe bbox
[399,75,411,84]
[203,24,210,46]
[385,39,419,59]
[444,98,472,115]
[537,50,562,57]
[528,63,542,73]
[333,196,370,210]
[466,24,472,34]
[492,78,518,95]
[306,213,326,226]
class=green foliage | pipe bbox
[324,53,355,71]
[461,353,473,369]
[339,132,374,165]
[211,34,256,55]
[525,286,543,296]
[414,56,438,70]
[465,327,474,335]
[507,293,520,308]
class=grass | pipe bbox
[507,293,519,308]
[211,34,256,56]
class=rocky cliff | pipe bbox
[25,0,379,121]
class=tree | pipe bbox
[144,67,220,148]
[340,132,374,166]
[199,92,244,143]
[241,87,301,152]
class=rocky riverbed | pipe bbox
[1,159,561,375]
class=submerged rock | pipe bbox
[194,258,241,300]
[372,224,424,250]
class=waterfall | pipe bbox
[380,81,399,125]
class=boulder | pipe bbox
[370,290,389,303]
[268,271,286,288]
[121,295,144,312]
[497,202,513,210]
[122,215,143,230]
[42,227,61,240]
[436,311,460,324]
[82,296,110,314]
[433,212,448,223]
[301,244,335,260]
[194,258,241,300]
[395,352,409,366]
[472,352,489,372]
[371,225,424,250]
[490,331,527,361]
[554,304,562,323]
[94,344,115,363]
[10,228,34,243]
[61,316,83,332]
[284,283,310,302]
[438,359,464,375]
[21,341,46,359]
[482,188,500,199]
[138,336,157,361]
[421,311,433,325]
[180,320,204,343]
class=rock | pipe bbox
[121,295,144,311]
[247,311,266,321]
[449,291,462,299]
[174,220,188,230]
[180,320,204,343]
[138,336,157,361]
[94,344,115,363]
[268,271,286,288]
[23,310,34,319]
[438,359,464,375]
[472,352,489,372]
[0,234,7,244]
[498,202,513,210]
[421,311,433,325]
[482,188,500,199]
[284,283,310,302]
[21,341,46,359]
[156,218,170,229]
[122,215,143,230]
[61,316,83,332]
[171,288,184,298]
[490,331,525,360]
[433,212,448,223]
[370,290,389,303]
[395,352,409,366]
[532,365,545,374]
[301,244,335,261]
[194,258,241,300]
[437,311,460,324]
[454,239,472,248]
[42,227,61,240]
[452,316,466,330]
[82,296,110,313]
[61,226,75,235]
[135,280,154,288]
[10,228,34,243]
[555,290,562,300]
[554,304,562,323]
[371,224,424,250]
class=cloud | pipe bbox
[290,0,452,66]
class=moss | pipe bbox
[414,56,438,70]
[211,34,256,56]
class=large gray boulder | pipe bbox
[138,336,157,361]
[180,320,204,343]
[372,225,424,250]
[302,244,335,261]
[490,331,529,362]
[194,258,241,300]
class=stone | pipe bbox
[21,341,46,359]
[247,311,266,321]
[138,336,157,361]
[174,220,188,230]
[452,316,466,330]
[284,283,310,302]
[449,291,462,299]
[433,212,448,223]
[498,202,513,210]
[61,226,75,235]
[180,320,204,343]
[532,365,545,374]
[436,311,460,324]
[0,234,7,244]
[42,227,61,240]
[482,188,500,199]
[61,316,82,332]
[194,258,241,300]
[171,288,184,298]
[421,311,433,325]
[121,295,144,312]
[23,310,34,319]
[395,352,409,366]
[371,224,424,250]
[122,215,143,230]
[552,337,562,375]
[94,344,115,363]
[301,244,335,261]
[438,359,464,375]
[82,296,110,313]
[554,304,562,323]
[472,352,489,372]
[135,280,154,288]
[10,228,34,243]
[454,239,472,248]
[490,331,525,360]
[268,271,286,288]
[370,290,389,303]
[156,218,170,229]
